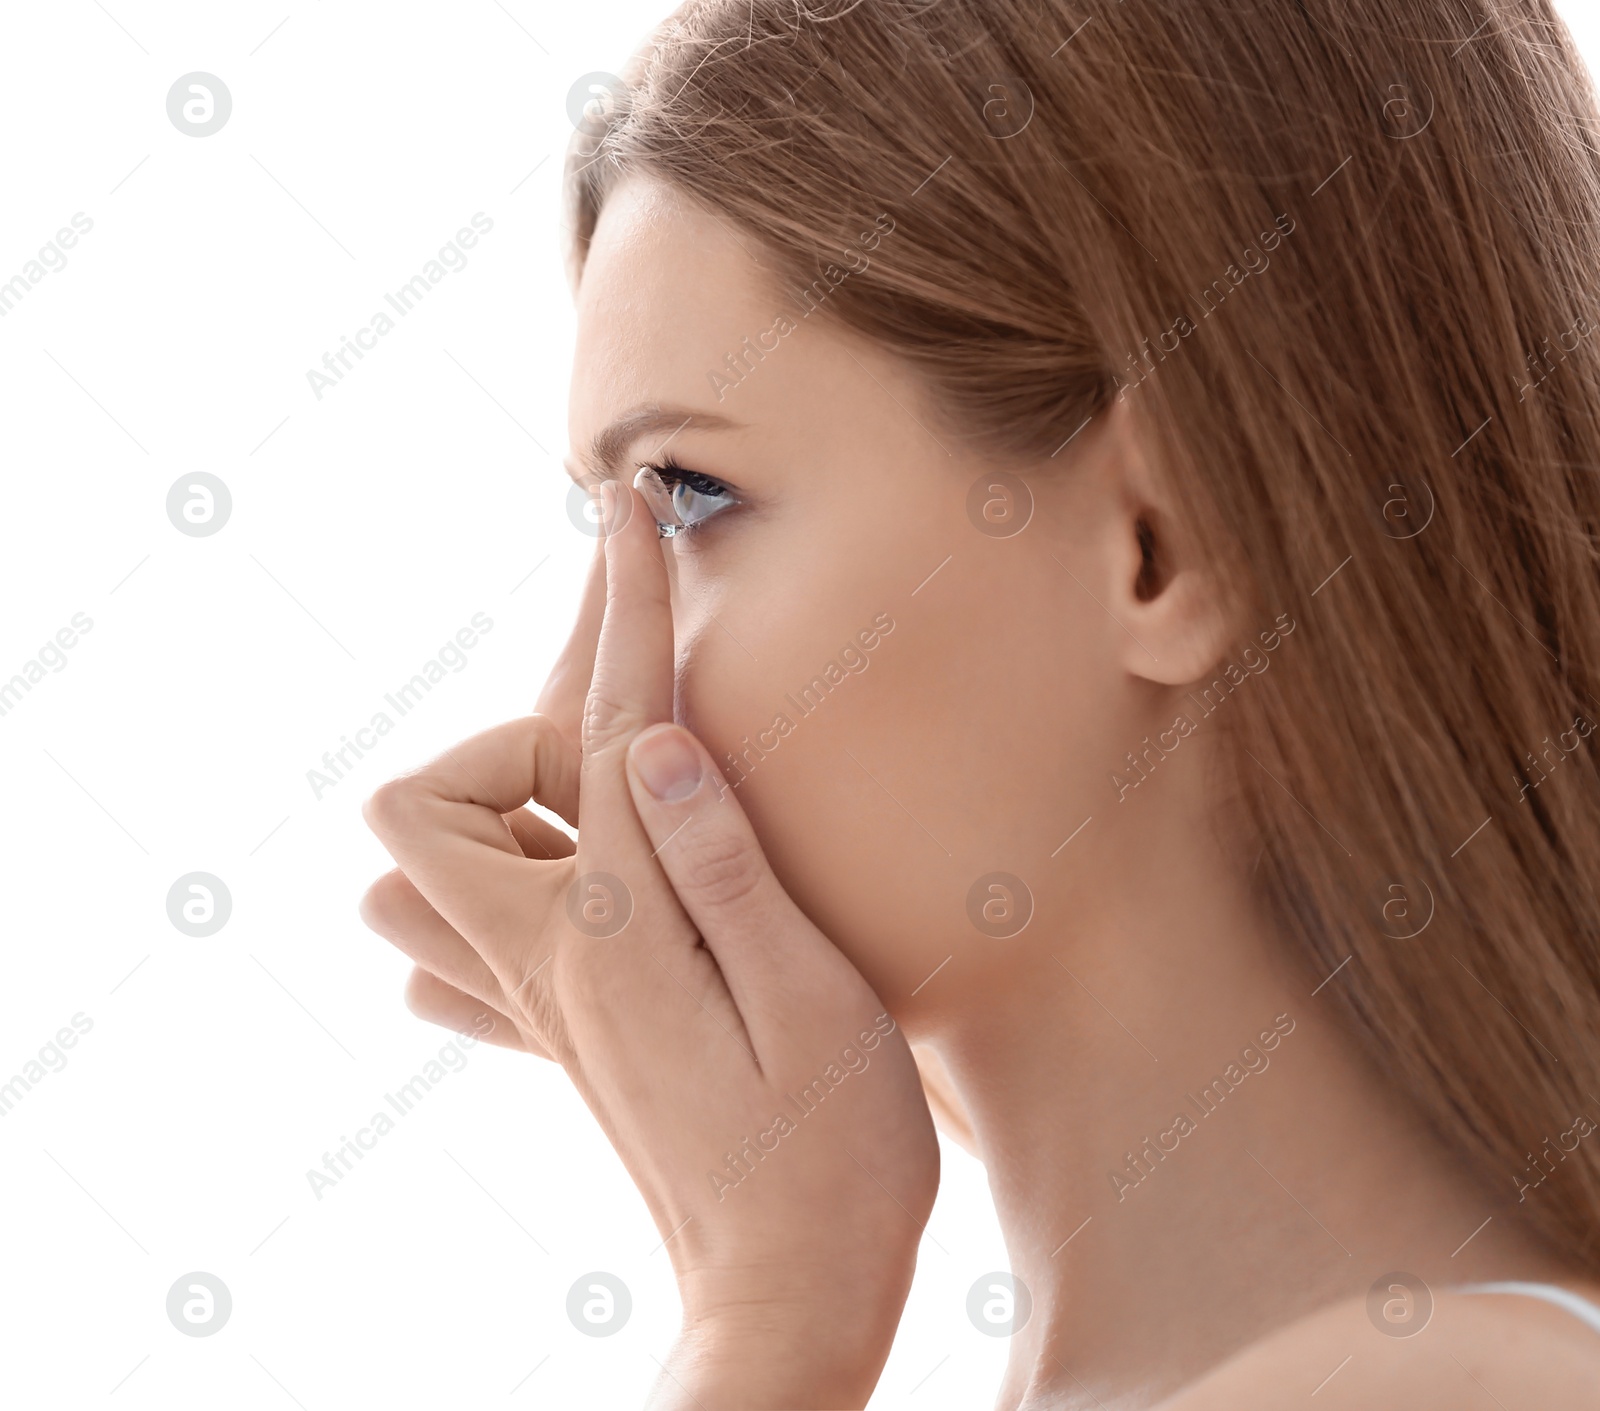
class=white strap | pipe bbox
[1458,1281,1600,1336]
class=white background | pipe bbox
[2,3,1596,1407]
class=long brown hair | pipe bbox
[566,0,1600,1268]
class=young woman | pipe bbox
[358,0,1600,1404]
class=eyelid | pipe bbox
[643,455,741,496]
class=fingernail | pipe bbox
[631,725,704,802]
[598,480,617,533]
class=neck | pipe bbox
[928,793,1565,1408]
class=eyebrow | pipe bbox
[579,405,743,479]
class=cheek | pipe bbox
[673,610,790,771]
[670,542,1115,1025]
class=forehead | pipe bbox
[568,177,779,426]
[564,174,944,490]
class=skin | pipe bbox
[362,490,938,1408]
[362,174,1600,1407]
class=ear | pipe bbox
[1092,397,1235,687]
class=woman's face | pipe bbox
[566,176,1160,1031]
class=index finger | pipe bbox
[579,479,676,809]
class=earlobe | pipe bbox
[1123,559,1236,688]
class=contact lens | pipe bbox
[632,465,687,537]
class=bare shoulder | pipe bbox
[1155,1281,1600,1411]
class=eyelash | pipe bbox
[638,455,741,535]
[643,454,729,499]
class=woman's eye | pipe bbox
[633,463,741,536]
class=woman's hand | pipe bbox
[358,481,939,1409]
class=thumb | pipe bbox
[624,723,861,1036]
[625,722,786,936]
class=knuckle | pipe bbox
[525,711,564,748]
[401,965,440,1019]
[526,712,579,801]
[361,775,422,835]
[581,682,647,755]
[678,826,765,913]
[358,867,416,935]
